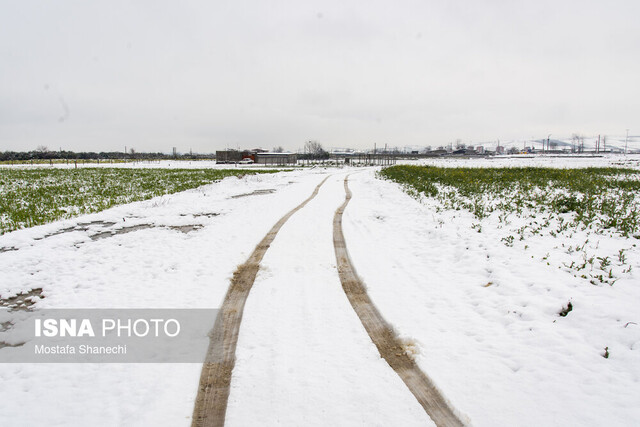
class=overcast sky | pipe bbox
[1,0,638,153]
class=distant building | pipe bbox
[495,146,505,155]
[216,149,296,165]
[255,152,297,165]
[430,149,448,156]
[216,150,245,163]
[476,146,484,154]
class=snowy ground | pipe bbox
[344,160,640,426]
[225,173,430,426]
[0,169,327,425]
[1,156,639,426]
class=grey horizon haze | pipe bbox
[1,0,638,153]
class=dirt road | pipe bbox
[191,176,329,427]
[193,173,463,426]
[333,175,464,427]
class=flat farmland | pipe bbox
[0,167,280,234]
[1,156,639,426]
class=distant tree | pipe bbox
[273,146,284,153]
[455,139,466,150]
[508,146,519,154]
[303,140,328,159]
[36,145,49,153]
[571,134,580,153]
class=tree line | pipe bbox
[0,149,214,161]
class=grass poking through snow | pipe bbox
[0,168,280,235]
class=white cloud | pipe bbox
[1,0,638,152]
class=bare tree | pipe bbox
[571,134,580,153]
[272,146,284,153]
[455,139,466,150]
[304,140,322,154]
[36,145,49,153]
[304,140,328,159]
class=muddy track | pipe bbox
[192,176,330,427]
[333,176,465,427]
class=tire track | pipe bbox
[192,176,330,427]
[333,175,465,427]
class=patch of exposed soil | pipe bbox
[0,288,44,311]
[169,224,204,234]
[0,341,25,349]
[230,189,276,199]
[90,224,155,240]
[90,223,204,240]
[0,321,12,332]
[181,213,220,218]
[32,220,118,241]
[77,220,117,227]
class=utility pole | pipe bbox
[625,129,629,154]
[547,134,551,153]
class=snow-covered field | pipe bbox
[1,156,639,426]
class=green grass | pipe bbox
[0,159,130,165]
[381,165,640,237]
[0,168,280,235]
[381,165,640,286]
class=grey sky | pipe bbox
[1,0,638,153]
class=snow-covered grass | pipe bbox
[0,168,281,234]
[0,169,327,426]
[381,165,640,287]
[344,165,640,426]
[2,156,639,426]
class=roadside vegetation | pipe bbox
[381,165,640,286]
[0,168,279,235]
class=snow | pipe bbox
[0,160,283,170]
[1,156,639,426]
[226,173,431,426]
[0,169,328,425]
[343,162,640,426]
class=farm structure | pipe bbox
[331,152,397,166]
[216,150,297,165]
[215,150,248,163]
[255,152,297,165]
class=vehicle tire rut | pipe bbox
[192,176,330,427]
[333,175,465,427]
